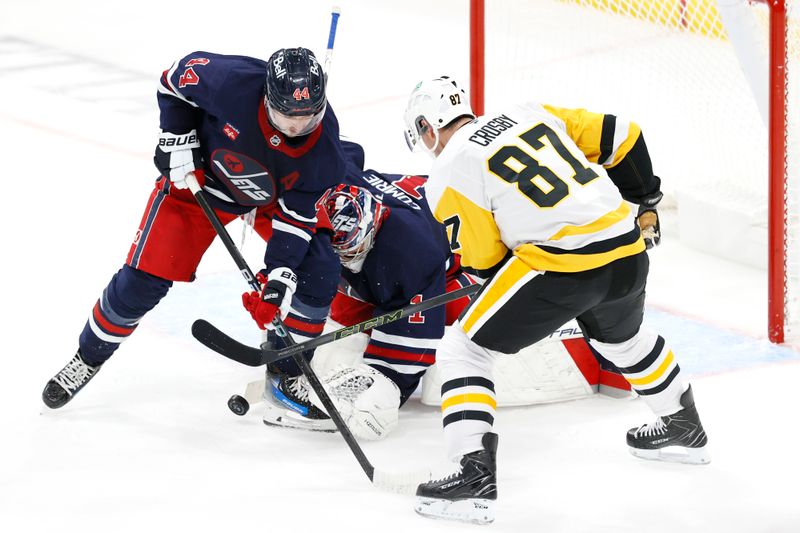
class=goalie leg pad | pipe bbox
[310,364,401,441]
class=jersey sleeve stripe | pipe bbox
[598,114,617,165]
[272,219,313,242]
[274,210,315,232]
[157,62,198,108]
[277,198,317,224]
[605,120,641,168]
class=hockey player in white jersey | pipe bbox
[403,77,709,524]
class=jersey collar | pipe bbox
[258,101,323,158]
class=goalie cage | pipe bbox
[469,0,800,344]
[311,320,632,408]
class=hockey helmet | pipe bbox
[403,76,474,153]
[264,47,326,137]
[324,184,389,272]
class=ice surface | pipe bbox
[1,1,798,531]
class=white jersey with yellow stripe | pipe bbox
[425,102,645,275]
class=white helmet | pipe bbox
[403,76,475,154]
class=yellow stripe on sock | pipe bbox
[441,393,497,411]
[627,351,675,386]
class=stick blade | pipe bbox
[372,467,432,495]
[191,319,265,367]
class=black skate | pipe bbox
[262,371,336,432]
[627,385,710,464]
[42,351,103,409]
[415,432,498,525]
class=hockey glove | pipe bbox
[637,190,663,249]
[154,129,203,190]
[241,267,298,330]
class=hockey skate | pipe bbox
[42,351,103,409]
[415,432,498,525]
[262,371,336,432]
[627,385,710,464]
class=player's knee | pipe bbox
[589,327,660,368]
[108,265,173,316]
[437,326,496,374]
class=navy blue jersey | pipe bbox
[157,51,346,272]
[336,163,454,402]
[339,169,450,310]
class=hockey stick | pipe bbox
[323,7,341,81]
[191,283,480,367]
[185,174,429,493]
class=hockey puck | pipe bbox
[227,394,250,416]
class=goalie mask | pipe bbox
[264,47,327,137]
[324,184,389,273]
[403,75,475,155]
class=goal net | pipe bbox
[471,0,799,343]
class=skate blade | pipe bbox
[414,497,495,525]
[262,402,337,433]
[262,418,337,433]
[629,445,711,465]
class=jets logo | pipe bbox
[223,154,244,173]
[331,213,357,232]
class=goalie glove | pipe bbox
[637,190,663,250]
[154,130,203,190]
[241,267,297,330]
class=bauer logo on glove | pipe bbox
[241,267,298,329]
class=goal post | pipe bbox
[469,0,799,344]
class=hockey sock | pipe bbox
[590,328,684,416]
[363,328,438,405]
[437,325,498,461]
[78,265,172,365]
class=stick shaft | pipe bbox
[261,283,480,362]
[186,173,377,482]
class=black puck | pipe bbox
[228,394,250,416]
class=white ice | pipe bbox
[1,1,798,532]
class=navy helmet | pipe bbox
[265,47,326,136]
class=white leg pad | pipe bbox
[309,363,401,441]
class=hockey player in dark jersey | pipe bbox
[42,48,344,430]
[305,141,477,440]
